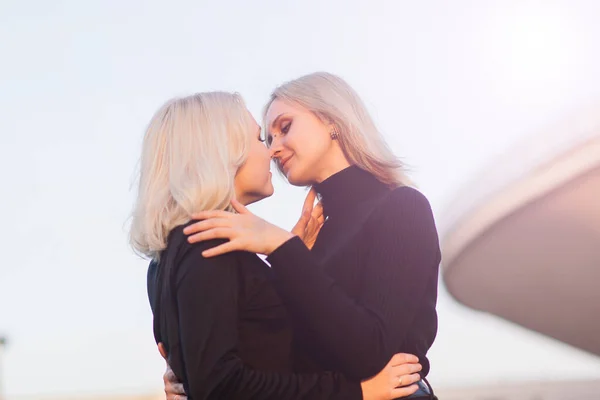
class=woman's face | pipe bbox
[265,99,340,186]
[234,112,274,205]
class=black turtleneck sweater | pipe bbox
[267,166,441,381]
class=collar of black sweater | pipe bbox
[313,165,389,218]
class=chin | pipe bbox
[264,183,275,198]
[245,185,274,205]
[286,170,312,187]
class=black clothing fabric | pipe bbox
[147,225,362,400]
[267,166,441,381]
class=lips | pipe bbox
[279,155,293,170]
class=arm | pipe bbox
[174,245,362,400]
[266,188,441,380]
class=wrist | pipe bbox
[266,229,294,255]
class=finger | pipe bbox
[392,362,422,377]
[183,218,232,236]
[292,191,316,236]
[311,201,323,218]
[165,367,178,382]
[166,379,185,394]
[314,203,325,225]
[166,390,177,400]
[185,211,234,229]
[202,240,243,257]
[309,217,325,229]
[302,188,317,213]
[390,352,419,366]
[158,343,167,361]
[309,201,322,221]
[170,383,185,396]
[393,372,421,388]
[291,208,311,236]
[310,212,322,224]
[306,212,317,228]
[231,198,250,214]
[164,367,179,391]
[390,384,419,398]
[188,228,236,244]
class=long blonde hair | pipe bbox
[129,92,253,260]
[263,72,410,187]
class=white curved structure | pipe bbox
[440,104,600,356]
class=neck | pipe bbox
[313,165,389,219]
[234,192,255,207]
[314,148,351,184]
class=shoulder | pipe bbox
[367,186,438,239]
[376,186,435,221]
[386,186,432,209]
[166,224,240,281]
[168,224,233,260]
[365,187,441,265]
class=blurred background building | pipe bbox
[438,105,600,398]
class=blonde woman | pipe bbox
[179,73,440,400]
[130,92,423,400]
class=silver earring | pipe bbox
[330,128,339,140]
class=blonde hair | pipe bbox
[263,72,411,187]
[129,92,253,260]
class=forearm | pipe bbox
[186,357,361,400]
[268,237,396,378]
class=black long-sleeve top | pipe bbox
[267,166,441,381]
[147,225,362,400]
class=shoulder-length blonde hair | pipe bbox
[129,92,253,260]
[262,72,410,187]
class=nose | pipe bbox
[269,137,283,159]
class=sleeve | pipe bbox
[174,245,363,400]
[266,188,441,380]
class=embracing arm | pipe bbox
[174,246,362,400]
[266,188,441,380]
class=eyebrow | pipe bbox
[266,113,286,143]
[270,113,285,130]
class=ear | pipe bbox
[325,119,337,132]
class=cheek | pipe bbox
[247,145,270,174]
[291,121,329,156]
[291,136,327,165]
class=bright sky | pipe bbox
[1,0,600,397]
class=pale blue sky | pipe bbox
[1,0,600,397]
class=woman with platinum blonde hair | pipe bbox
[130,91,423,400]
[178,73,441,400]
